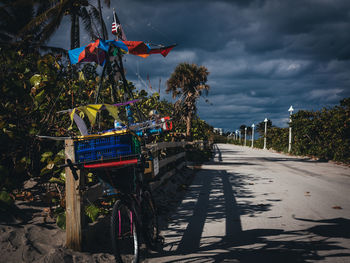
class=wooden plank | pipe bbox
[150,161,186,191]
[83,151,185,205]
[65,139,83,251]
[159,152,185,169]
[146,141,186,152]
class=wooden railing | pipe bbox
[64,140,196,251]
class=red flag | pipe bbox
[122,41,176,58]
[149,44,176,57]
[123,41,150,57]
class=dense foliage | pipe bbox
[291,98,350,162]
[0,48,213,194]
[0,1,213,228]
[230,98,350,163]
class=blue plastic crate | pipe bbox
[74,134,136,163]
[95,145,132,160]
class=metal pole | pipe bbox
[288,124,292,152]
[244,127,247,146]
[251,124,255,148]
[288,106,294,153]
[264,118,267,150]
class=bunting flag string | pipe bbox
[68,39,128,65]
[68,104,120,130]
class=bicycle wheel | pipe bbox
[141,190,159,250]
[111,200,139,263]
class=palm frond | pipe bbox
[80,7,97,41]
[37,44,68,56]
[103,0,110,8]
[36,7,66,45]
[19,0,69,35]
[35,1,55,17]
[89,6,104,39]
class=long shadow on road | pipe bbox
[149,146,350,263]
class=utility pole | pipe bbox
[244,127,247,146]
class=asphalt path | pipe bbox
[147,143,350,263]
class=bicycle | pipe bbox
[110,167,158,263]
[65,122,166,262]
[83,155,160,263]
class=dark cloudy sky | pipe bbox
[51,0,350,132]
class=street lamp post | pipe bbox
[288,105,294,153]
[263,118,268,150]
[251,123,255,148]
[239,130,241,144]
[244,127,247,146]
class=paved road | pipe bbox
[147,144,350,263]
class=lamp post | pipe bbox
[239,130,241,144]
[251,123,255,148]
[244,127,247,146]
[236,130,239,143]
[263,118,268,150]
[288,105,294,153]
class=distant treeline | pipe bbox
[227,98,350,163]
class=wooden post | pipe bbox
[65,139,84,251]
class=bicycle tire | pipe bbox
[141,190,159,250]
[111,200,140,263]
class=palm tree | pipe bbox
[0,1,37,43]
[3,0,110,49]
[166,63,210,138]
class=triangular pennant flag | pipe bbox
[78,104,103,127]
[69,108,77,130]
[104,104,120,121]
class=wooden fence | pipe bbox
[64,140,204,251]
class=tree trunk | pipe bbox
[186,113,192,140]
[70,13,80,49]
[97,0,107,40]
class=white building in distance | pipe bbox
[214,128,223,135]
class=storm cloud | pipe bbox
[50,0,350,131]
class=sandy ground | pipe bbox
[0,167,196,263]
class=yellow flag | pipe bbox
[78,104,103,126]
[68,108,77,130]
[68,104,121,130]
[78,71,85,81]
[104,104,120,121]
